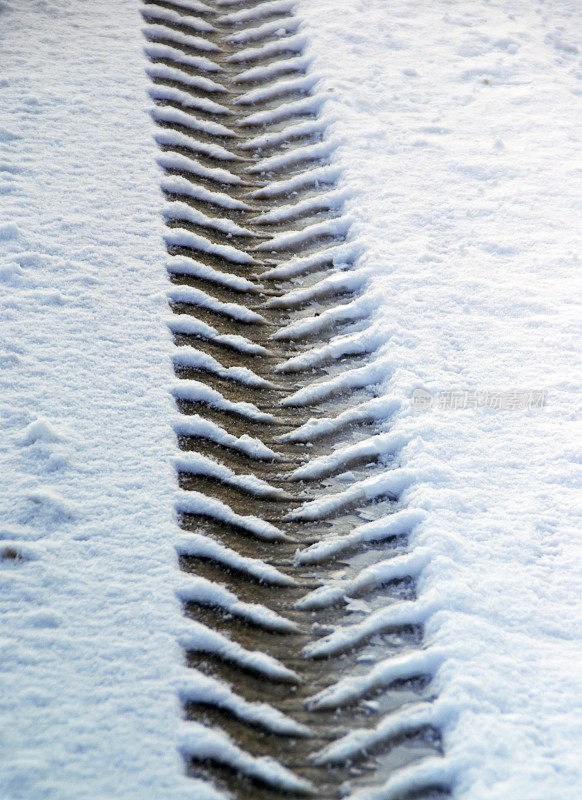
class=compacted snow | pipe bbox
[1,0,581,799]
[295,0,582,797]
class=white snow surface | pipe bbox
[295,0,582,797]
[0,1,202,798]
[1,1,581,800]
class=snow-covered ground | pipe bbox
[1,0,581,799]
[0,2,193,798]
[297,0,582,797]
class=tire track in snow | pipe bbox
[143,0,448,797]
